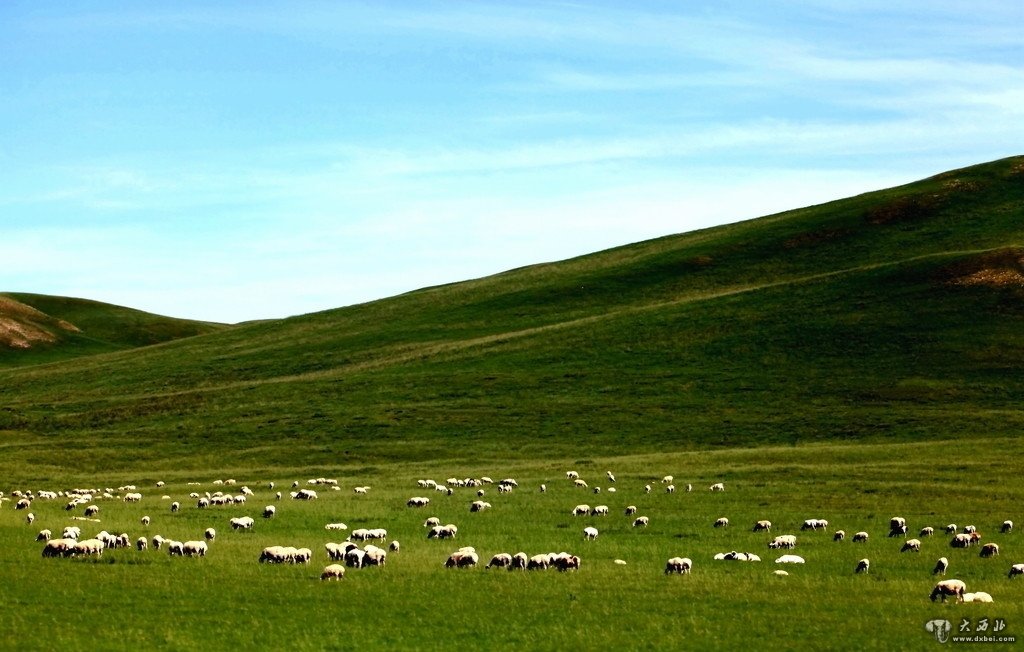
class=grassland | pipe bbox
[1,156,1023,649]
[3,437,1023,651]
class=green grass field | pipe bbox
[2,156,1023,649]
[3,437,1023,650]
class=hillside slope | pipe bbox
[1,156,1021,480]
[0,293,228,367]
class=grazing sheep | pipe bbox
[980,543,1000,558]
[321,564,346,581]
[566,471,579,480]
[62,526,81,540]
[1001,520,1013,534]
[625,506,638,515]
[644,485,652,494]
[709,483,725,492]
[325,523,347,531]
[427,524,458,540]
[633,516,649,528]
[768,535,797,550]
[84,505,99,517]
[470,500,491,513]
[423,517,440,528]
[170,502,180,513]
[389,541,400,553]
[665,484,675,493]
[553,554,581,572]
[715,551,761,562]
[661,475,673,484]
[592,487,601,495]
[591,505,609,516]
[526,554,550,570]
[363,546,387,567]
[230,516,255,530]
[919,526,934,537]
[606,471,616,483]
[204,528,216,541]
[294,489,318,501]
[962,591,994,603]
[951,533,973,548]
[539,484,546,493]
[406,496,430,508]
[152,535,165,550]
[325,542,355,561]
[183,540,208,557]
[714,517,729,528]
[665,557,692,574]
[510,552,529,570]
[900,539,921,553]
[801,519,828,531]
[15,498,31,510]
[773,570,789,577]
[486,553,513,569]
[354,487,369,494]
[574,479,588,489]
[888,517,907,538]
[963,525,977,534]
[26,512,35,525]
[36,529,52,542]
[933,557,949,576]
[753,520,772,532]
[852,531,869,543]
[583,526,599,541]
[263,506,276,519]
[197,498,210,509]
[444,550,479,568]
[930,579,967,603]
[571,505,591,517]
[945,524,957,534]
[141,516,151,527]
[166,540,185,556]
[614,559,627,565]
[775,554,805,564]
[1007,564,1024,579]
[855,559,870,574]
[42,538,76,558]
[833,530,846,542]
[136,537,148,551]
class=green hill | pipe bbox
[0,293,228,367]
[1,155,1022,482]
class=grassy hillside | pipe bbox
[1,156,1022,482]
[0,293,228,367]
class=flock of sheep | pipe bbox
[4,470,1021,604]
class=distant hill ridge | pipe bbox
[0,292,227,365]
[1,155,1022,476]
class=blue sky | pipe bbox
[3,1,1022,323]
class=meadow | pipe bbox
[2,156,1023,650]
[3,436,1023,651]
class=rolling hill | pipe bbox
[0,293,228,367]
[1,155,1022,482]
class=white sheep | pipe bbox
[855,559,870,574]
[625,505,638,515]
[321,564,345,580]
[35,529,52,542]
[444,550,479,568]
[141,516,151,526]
[571,505,591,517]
[709,482,725,492]
[136,537,148,551]
[933,557,949,575]
[661,475,673,484]
[633,516,649,528]
[768,535,797,549]
[591,505,609,516]
[714,517,729,528]
[204,528,216,541]
[753,520,772,532]
[919,526,934,537]
[510,552,529,570]
[665,557,692,574]
[665,484,675,493]
[930,579,966,603]
[1001,520,1013,534]
[945,524,957,534]
[852,531,869,543]
[263,505,276,519]
[801,519,828,531]
[583,526,599,540]
[486,553,513,569]
[833,530,846,542]
[962,591,994,603]
[230,516,255,530]
[170,502,180,513]
[900,538,921,553]
[1007,564,1024,578]
[980,543,1000,558]
[775,554,805,564]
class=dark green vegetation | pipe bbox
[1,156,1022,482]
[2,156,1023,650]
[0,293,226,367]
